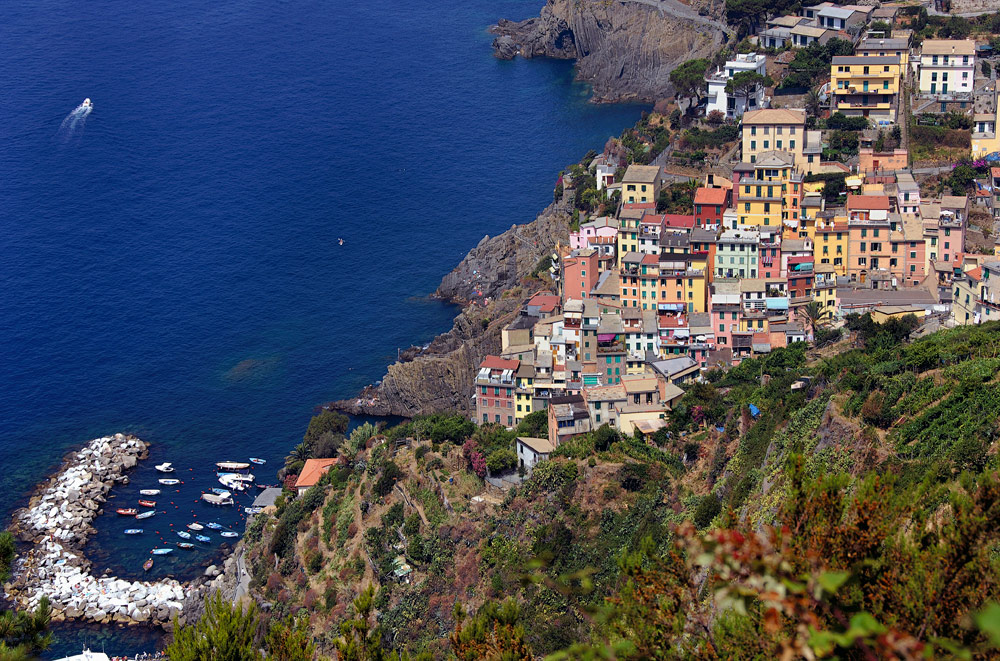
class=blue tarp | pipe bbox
[716,426,726,433]
[748,404,760,417]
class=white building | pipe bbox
[516,436,554,470]
[918,39,976,97]
[705,53,769,119]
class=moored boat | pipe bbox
[249,457,266,465]
[210,487,231,496]
[155,462,175,473]
[255,483,277,490]
[136,510,156,520]
[177,542,194,549]
[245,506,263,515]
[143,559,154,571]
[138,499,156,508]
[159,478,181,485]
[151,548,173,555]
[205,522,222,530]
[124,529,143,535]
[194,534,211,543]
[177,531,191,540]
[139,489,161,496]
[187,522,203,531]
[216,461,250,471]
[202,492,234,506]
[116,508,137,516]
[220,531,238,538]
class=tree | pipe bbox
[264,614,317,661]
[983,61,992,78]
[669,59,710,109]
[167,592,261,661]
[304,410,349,446]
[949,164,976,196]
[0,533,14,583]
[334,586,395,661]
[514,410,548,439]
[799,301,829,338]
[724,71,774,110]
[450,600,534,661]
[0,597,51,659]
[939,15,971,39]
[804,89,822,117]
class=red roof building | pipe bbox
[694,187,731,228]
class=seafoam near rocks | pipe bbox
[6,434,188,627]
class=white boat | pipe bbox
[155,463,175,473]
[53,648,109,661]
[139,489,161,496]
[187,522,204,531]
[202,492,234,506]
[220,531,238,538]
[249,457,266,465]
[159,478,181,485]
[244,506,263,515]
[135,510,155,520]
[218,476,246,492]
[216,461,250,471]
[218,472,254,482]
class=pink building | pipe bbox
[570,217,618,250]
[563,249,599,301]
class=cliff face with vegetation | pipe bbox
[491,0,728,102]
[330,202,570,418]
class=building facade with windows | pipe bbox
[918,39,976,97]
[830,55,902,124]
[474,356,519,427]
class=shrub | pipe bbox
[374,461,403,497]
[266,572,283,594]
[486,448,517,474]
[306,551,323,574]
[404,513,421,537]
[693,494,721,528]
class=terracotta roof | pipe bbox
[294,458,337,489]
[622,202,656,210]
[742,108,807,125]
[846,194,890,211]
[663,214,696,228]
[527,292,560,312]
[967,267,982,281]
[695,187,729,205]
[991,167,1000,179]
[480,356,520,370]
[641,253,659,265]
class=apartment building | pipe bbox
[830,55,902,123]
[918,39,975,97]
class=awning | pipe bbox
[658,303,685,311]
[597,333,617,341]
[766,298,789,310]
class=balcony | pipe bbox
[597,341,625,354]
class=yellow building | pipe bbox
[830,55,901,123]
[514,363,535,423]
[741,108,808,167]
[621,164,662,205]
[813,264,838,315]
[732,153,805,229]
[616,207,645,266]
[855,36,910,70]
[972,91,1000,157]
[814,217,850,276]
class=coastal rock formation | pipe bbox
[490,0,728,102]
[7,435,188,628]
[331,202,571,417]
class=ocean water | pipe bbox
[0,0,645,655]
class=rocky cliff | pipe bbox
[491,0,729,103]
[330,202,571,418]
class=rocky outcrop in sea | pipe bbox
[330,201,571,418]
[490,0,729,102]
[6,434,188,628]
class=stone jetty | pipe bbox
[5,434,189,628]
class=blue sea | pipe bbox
[0,0,644,655]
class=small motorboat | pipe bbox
[82,98,93,110]
[124,529,143,535]
[205,522,222,530]
[194,534,211,543]
[249,457,266,465]
[244,506,263,515]
[150,548,173,555]
[202,493,234,506]
[138,499,156,508]
[139,489,161,496]
[177,531,192,540]
[220,531,238,539]
[216,462,250,471]
[210,487,231,496]
[218,472,254,482]
[116,508,137,516]
[143,558,153,571]
[136,510,156,520]
[158,478,181,486]
[155,463,175,473]
[177,542,194,549]
[255,483,277,490]
[187,523,204,531]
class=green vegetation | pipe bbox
[780,39,853,90]
[0,597,51,660]
[669,59,710,109]
[656,180,698,214]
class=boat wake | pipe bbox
[58,98,93,143]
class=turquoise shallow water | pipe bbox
[0,0,646,655]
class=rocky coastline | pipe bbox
[6,434,188,629]
[329,200,571,418]
[490,0,728,103]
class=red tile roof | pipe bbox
[695,187,729,205]
[967,267,982,281]
[641,253,659,265]
[294,458,337,489]
[847,194,890,211]
[663,214,696,228]
[991,167,1000,179]
[480,356,520,370]
[527,292,560,312]
[623,202,656,210]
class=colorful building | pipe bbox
[475,356,519,427]
[830,55,901,123]
[741,108,808,167]
[917,39,976,97]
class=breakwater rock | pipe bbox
[330,202,570,417]
[6,434,189,628]
[490,0,727,103]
